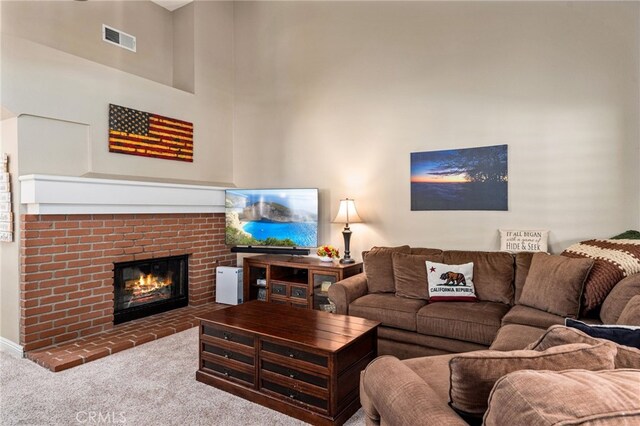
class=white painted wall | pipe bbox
[233,1,640,256]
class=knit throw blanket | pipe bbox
[562,239,640,317]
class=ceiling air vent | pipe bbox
[102,24,136,52]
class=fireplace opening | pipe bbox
[113,255,188,324]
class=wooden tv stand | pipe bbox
[242,255,363,310]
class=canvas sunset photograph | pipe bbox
[411,144,508,211]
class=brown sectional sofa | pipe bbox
[329,245,640,425]
[328,246,639,357]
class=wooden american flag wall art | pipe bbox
[108,104,193,162]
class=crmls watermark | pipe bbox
[75,411,126,424]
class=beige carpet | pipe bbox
[0,328,365,425]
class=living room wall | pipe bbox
[233,1,640,256]
[0,1,234,346]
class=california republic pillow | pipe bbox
[426,261,477,302]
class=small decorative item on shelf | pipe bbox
[320,301,336,313]
[317,245,339,262]
[320,281,333,293]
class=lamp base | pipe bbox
[339,258,356,264]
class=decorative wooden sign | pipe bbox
[108,104,193,162]
[0,154,12,242]
[500,229,549,253]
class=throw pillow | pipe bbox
[565,318,640,349]
[443,251,515,305]
[526,324,640,369]
[363,245,411,293]
[425,261,477,302]
[448,342,617,419]
[484,370,640,426]
[518,253,594,318]
[561,239,640,316]
[600,273,640,324]
[392,252,443,300]
[618,295,640,326]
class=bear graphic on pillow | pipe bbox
[439,271,467,286]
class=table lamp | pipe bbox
[332,198,363,264]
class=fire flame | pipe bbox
[127,273,173,297]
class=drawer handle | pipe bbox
[224,353,229,359]
[289,394,296,399]
[289,353,295,358]
[223,372,229,377]
[289,373,295,379]
[223,333,229,340]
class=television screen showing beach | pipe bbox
[411,145,508,211]
[225,189,318,247]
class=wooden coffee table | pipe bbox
[196,301,380,426]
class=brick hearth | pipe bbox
[27,302,226,372]
[20,213,235,352]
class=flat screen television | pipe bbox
[225,188,319,249]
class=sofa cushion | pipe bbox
[562,239,640,316]
[417,301,510,346]
[501,304,565,329]
[526,325,640,369]
[392,252,443,300]
[601,273,640,324]
[566,318,640,349]
[448,342,617,418]
[426,261,477,302]
[443,251,514,305]
[489,324,546,351]
[619,295,640,325]
[484,370,640,426]
[519,253,594,318]
[349,293,425,331]
[363,245,411,293]
[513,252,534,304]
[378,327,487,356]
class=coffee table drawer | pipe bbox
[261,379,328,413]
[201,358,254,387]
[202,323,254,347]
[261,360,328,388]
[202,342,254,366]
[261,340,329,370]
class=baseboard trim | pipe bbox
[0,337,24,358]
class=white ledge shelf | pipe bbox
[19,174,228,215]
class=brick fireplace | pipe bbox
[20,213,234,351]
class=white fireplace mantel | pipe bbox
[19,174,228,215]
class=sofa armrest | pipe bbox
[328,272,368,315]
[361,356,467,426]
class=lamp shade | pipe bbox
[332,198,363,224]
